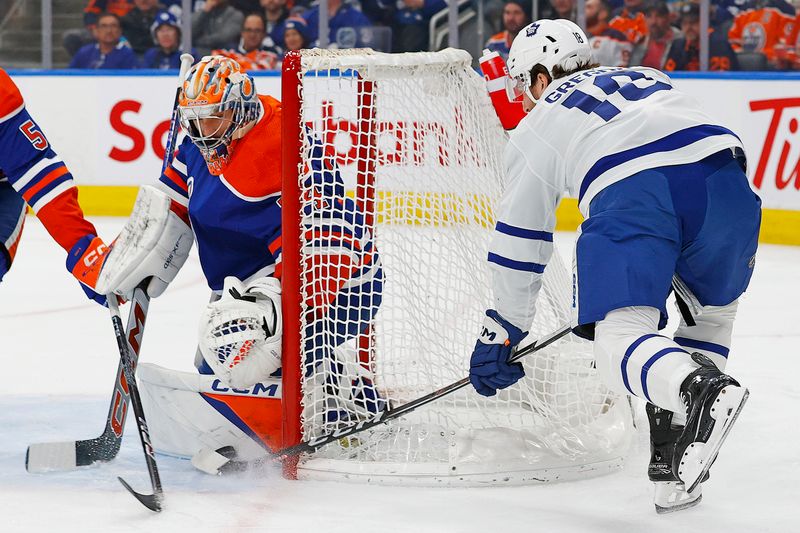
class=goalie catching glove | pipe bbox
[199,276,282,389]
[469,310,527,397]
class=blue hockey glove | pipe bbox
[470,310,527,397]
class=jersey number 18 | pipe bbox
[562,70,671,122]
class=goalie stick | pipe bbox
[26,282,151,472]
[196,323,573,475]
[108,53,192,511]
[108,296,164,512]
[25,54,194,475]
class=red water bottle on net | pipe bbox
[479,49,527,131]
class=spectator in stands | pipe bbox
[609,0,648,45]
[230,0,262,14]
[484,0,532,61]
[121,0,164,55]
[213,13,280,70]
[282,16,311,54]
[192,0,245,57]
[778,11,800,70]
[630,0,681,68]
[664,3,738,71]
[69,12,138,68]
[64,0,134,57]
[715,0,795,34]
[728,3,795,68]
[303,0,373,49]
[541,0,577,22]
[585,0,632,66]
[397,0,450,52]
[140,10,195,68]
[261,0,290,40]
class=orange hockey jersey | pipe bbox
[728,7,795,61]
[775,13,800,68]
[0,68,95,260]
[609,9,648,45]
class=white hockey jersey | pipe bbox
[490,66,743,330]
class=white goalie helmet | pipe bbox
[506,19,592,102]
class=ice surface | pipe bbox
[0,217,797,532]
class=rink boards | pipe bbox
[8,70,800,245]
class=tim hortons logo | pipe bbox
[750,97,800,190]
[312,101,484,168]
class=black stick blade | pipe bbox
[118,476,163,512]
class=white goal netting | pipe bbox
[284,48,633,485]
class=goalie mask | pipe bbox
[179,55,261,175]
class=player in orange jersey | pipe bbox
[0,68,111,304]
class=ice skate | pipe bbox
[674,354,749,493]
[646,403,703,514]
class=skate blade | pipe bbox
[653,481,702,514]
[678,386,749,492]
[655,493,702,514]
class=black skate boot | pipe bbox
[674,353,749,493]
[647,403,703,513]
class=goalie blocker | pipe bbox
[95,185,193,299]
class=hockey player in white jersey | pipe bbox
[469,19,760,513]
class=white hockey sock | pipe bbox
[673,299,738,372]
[595,306,697,415]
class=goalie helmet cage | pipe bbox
[280,48,633,486]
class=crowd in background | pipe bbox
[487,0,800,71]
[61,0,800,70]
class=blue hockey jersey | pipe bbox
[158,94,381,311]
[0,68,96,266]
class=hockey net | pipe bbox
[280,48,633,485]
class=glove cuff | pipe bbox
[486,309,527,347]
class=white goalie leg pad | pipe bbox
[96,185,193,297]
[137,363,281,463]
[199,276,283,389]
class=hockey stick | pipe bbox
[25,282,151,472]
[108,296,163,512]
[161,53,194,173]
[110,53,192,511]
[203,323,573,474]
[25,55,193,474]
